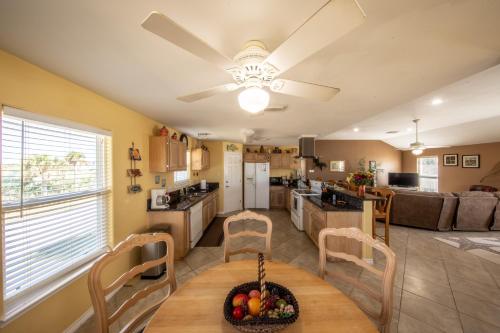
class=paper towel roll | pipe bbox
[200,179,207,190]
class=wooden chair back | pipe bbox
[372,188,395,216]
[88,233,176,333]
[319,228,396,333]
[223,210,272,262]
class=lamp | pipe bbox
[238,87,269,113]
[411,148,423,156]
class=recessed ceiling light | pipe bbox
[386,130,399,134]
[353,127,360,132]
[431,98,443,106]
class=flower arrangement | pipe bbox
[348,171,374,186]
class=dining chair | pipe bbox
[223,210,272,262]
[88,233,176,333]
[318,227,396,333]
[371,188,395,246]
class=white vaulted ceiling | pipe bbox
[1,0,500,147]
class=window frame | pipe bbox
[0,105,112,324]
[173,149,190,186]
[417,155,439,192]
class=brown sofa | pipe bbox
[390,191,458,231]
[493,193,500,231]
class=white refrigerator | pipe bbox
[244,162,269,209]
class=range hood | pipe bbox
[298,137,315,158]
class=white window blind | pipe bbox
[417,156,438,192]
[1,107,112,300]
[174,150,190,184]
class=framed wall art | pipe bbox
[330,160,345,172]
[462,155,480,168]
[443,154,458,166]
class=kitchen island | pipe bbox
[303,188,383,262]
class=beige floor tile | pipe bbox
[405,254,449,286]
[403,274,456,309]
[460,313,500,333]
[445,261,496,288]
[400,291,462,333]
[184,247,218,270]
[453,290,500,328]
[398,313,446,333]
[448,274,500,307]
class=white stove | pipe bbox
[290,181,322,231]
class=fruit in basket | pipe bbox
[232,306,245,320]
[280,304,295,318]
[232,293,249,307]
[248,289,261,298]
[264,294,279,310]
[275,299,287,309]
[243,314,253,321]
[247,297,261,316]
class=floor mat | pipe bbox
[434,235,500,264]
[196,216,225,247]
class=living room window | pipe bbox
[1,106,111,304]
[417,156,438,192]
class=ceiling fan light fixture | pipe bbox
[238,87,269,113]
[411,148,424,156]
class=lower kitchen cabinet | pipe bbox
[285,188,291,212]
[148,190,218,260]
[270,186,286,208]
[303,199,362,258]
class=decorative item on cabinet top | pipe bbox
[128,142,143,193]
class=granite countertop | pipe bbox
[148,187,218,212]
[333,187,385,201]
[305,196,363,212]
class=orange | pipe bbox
[247,297,261,316]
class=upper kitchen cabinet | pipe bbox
[244,152,269,163]
[149,136,187,172]
[270,153,282,168]
[192,147,210,171]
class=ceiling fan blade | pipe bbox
[270,79,339,101]
[177,83,239,102]
[264,0,365,75]
[142,11,234,70]
[264,105,288,112]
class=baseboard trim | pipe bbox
[63,287,120,333]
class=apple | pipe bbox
[232,306,244,320]
[248,290,261,299]
[232,293,249,307]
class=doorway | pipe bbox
[224,151,243,213]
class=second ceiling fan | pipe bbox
[141,0,366,113]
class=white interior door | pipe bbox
[224,151,243,213]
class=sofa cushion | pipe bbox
[437,193,458,231]
[454,193,497,231]
[491,193,500,231]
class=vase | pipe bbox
[357,185,366,197]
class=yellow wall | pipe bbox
[0,49,194,332]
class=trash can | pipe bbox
[141,224,171,279]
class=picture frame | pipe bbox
[462,155,480,168]
[330,160,345,172]
[368,160,377,172]
[443,154,458,166]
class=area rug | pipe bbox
[434,235,500,265]
[196,217,225,247]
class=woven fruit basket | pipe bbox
[223,254,300,333]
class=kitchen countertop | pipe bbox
[148,188,218,212]
[333,187,385,201]
[305,196,363,212]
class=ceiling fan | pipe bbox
[404,119,449,155]
[141,0,366,113]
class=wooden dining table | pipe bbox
[145,260,377,332]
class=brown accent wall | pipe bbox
[401,142,500,192]
[307,140,402,186]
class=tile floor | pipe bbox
[77,209,500,333]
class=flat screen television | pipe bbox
[388,173,419,187]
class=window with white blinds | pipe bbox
[1,107,112,300]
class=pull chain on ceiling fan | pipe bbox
[141,0,366,113]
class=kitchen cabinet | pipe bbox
[202,191,218,231]
[310,210,327,246]
[192,148,210,171]
[244,152,269,163]
[270,186,286,208]
[148,210,190,259]
[149,136,187,172]
[270,153,282,169]
[285,188,291,212]
[281,153,292,168]
[303,201,312,237]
